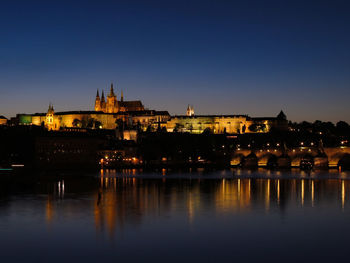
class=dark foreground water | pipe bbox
[1,168,350,263]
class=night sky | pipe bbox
[1,0,350,122]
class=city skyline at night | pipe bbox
[1,0,350,123]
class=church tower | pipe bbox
[186,105,194,116]
[46,104,56,130]
[94,90,101,111]
[107,83,118,113]
[101,90,106,112]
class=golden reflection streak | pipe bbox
[311,180,314,207]
[237,179,240,201]
[265,179,270,211]
[301,179,304,207]
[188,192,194,224]
[277,179,280,204]
[342,180,345,210]
[248,179,251,201]
[46,196,53,225]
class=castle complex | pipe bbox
[14,83,288,134]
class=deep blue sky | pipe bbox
[1,0,350,122]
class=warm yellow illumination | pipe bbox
[301,179,304,206]
[277,179,280,204]
[311,180,314,207]
[265,179,270,211]
[342,180,345,210]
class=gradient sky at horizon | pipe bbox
[1,0,350,123]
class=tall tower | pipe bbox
[107,83,118,113]
[46,104,55,130]
[186,105,194,116]
[121,89,124,102]
[94,90,101,111]
[101,90,106,112]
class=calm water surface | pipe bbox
[1,168,350,263]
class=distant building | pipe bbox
[164,107,288,134]
[186,105,194,116]
[0,115,7,125]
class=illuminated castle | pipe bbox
[95,83,144,113]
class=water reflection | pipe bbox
[2,170,350,262]
[34,174,350,237]
[72,172,350,237]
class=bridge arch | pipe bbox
[257,153,278,168]
[230,153,245,166]
[242,152,258,168]
[291,153,314,167]
[337,153,350,170]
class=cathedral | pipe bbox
[94,83,144,113]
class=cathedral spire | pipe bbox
[101,90,105,101]
[109,83,115,96]
[96,89,100,98]
[121,89,124,102]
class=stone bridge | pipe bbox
[230,146,350,168]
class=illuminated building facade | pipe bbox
[95,83,144,113]
[14,84,287,133]
[16,85,168,130]
[0,115,7,125]
[186,105,194,116]
[164,110,288,134]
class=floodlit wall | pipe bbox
[166,116,249,134]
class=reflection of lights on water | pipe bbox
[248,179,251,200]
[301,180,304,206]
[265,179,270,211]
[277,179,280,204]
[311,180,314,207]
[342,180,345,211]
[56,180,65,198]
